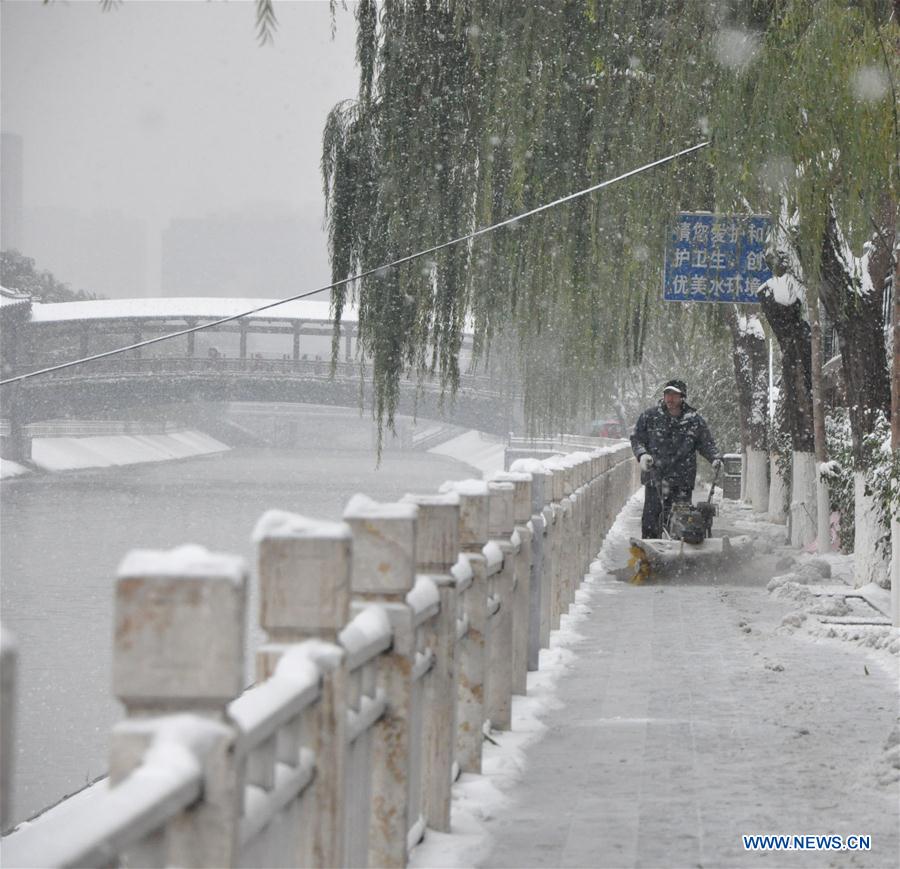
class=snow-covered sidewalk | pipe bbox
[411,492,899,868]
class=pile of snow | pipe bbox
[428,430,505,477]
[730,503,900,664]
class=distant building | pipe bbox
[24,206,149,298]
[1,133,24,252]
[161,207,324,298]
[0,285,32,379]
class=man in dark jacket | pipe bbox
[630,378,722,539]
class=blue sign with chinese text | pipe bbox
[663,212,772,303]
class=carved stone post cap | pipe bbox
[556,456,578,495]
[252,509,351,543]
[401,491,461,508]
[488,471,533,524]
[402,491,460,571]
[439,479,489,548]
[568,452,592,487]
[252,509,352,636]
[343,494,418,595]
[486,480,515,537]
[509,457,550,513]
[542,457,568,501]
[115,545,247,706]
[343,494,418,522]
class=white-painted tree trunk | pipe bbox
[891,517,899,628]
[891,516,900,628]
[740,451,747,501]
[853,471,891,588]
[745,448,769,513]
[768,455,787,523]
[816,471,831,555]
[789,451,817,548]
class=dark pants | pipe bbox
[642,481,693,539]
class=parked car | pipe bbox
[589,419,624,438]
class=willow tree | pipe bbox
[711,0,898,578]
[322,0,752,445]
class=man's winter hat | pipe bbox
[663,379,687,397]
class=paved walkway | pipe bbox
[478,499,900,868]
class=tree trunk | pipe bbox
[725,308,768,511]
[809,296,830,553]
[820,207,892,585]
[820,208,891,467]
[759,286,816,545]
[891,236,899,625]
[758,291,814,454]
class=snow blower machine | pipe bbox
[623,465,753,584]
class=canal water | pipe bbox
[0,435,475,827]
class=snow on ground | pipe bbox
[0,458,29,478]
[411,489,899,867]
[721,499,899,670]
[0,430,229,478]
[428,430,506,477]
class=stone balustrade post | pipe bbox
[510,459,551,670]
[598,451,610,550]
[562,457,578,609]
[539,477,555,649]
[401,491,461,833]
[590,452,602,555]
[253,510,352,869]
[485,480,516,729]
[112,544,247,867]
[439,479,490,775]
[343,495,419,869]
[1,625,15,832]
[577,456,592,575]
[490,471,533,696]
[568,457,584,584]
[542,459,565,632]
[598,451,611,541]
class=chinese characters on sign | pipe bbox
[663,212,772,304]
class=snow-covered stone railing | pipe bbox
[504,432,621,469]
[0,442,639,868]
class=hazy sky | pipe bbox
[2,0,360,294]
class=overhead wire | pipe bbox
[0,141,709,387]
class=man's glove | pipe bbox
[711,457,723,473]
[639,454,654,472]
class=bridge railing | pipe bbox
[19,355,506,395]
[0,442,639,868]
[0,419,180,438]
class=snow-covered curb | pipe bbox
[409,596,593,868]
[0,430,230,478]
[409,492,642,868]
